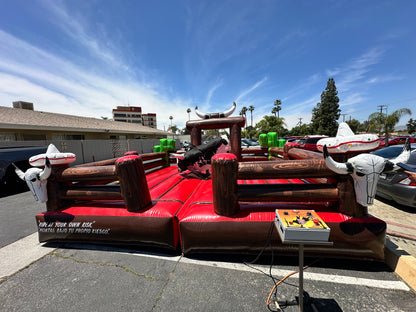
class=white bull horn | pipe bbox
[323,145,353,175]
[195,106,209,119]
[390,138,411,166]
[39,157,52,181]
[383,138,412,172]
[222,101,236,117]
[13,163,25,180]
[195,102,236,119]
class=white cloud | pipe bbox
[366,74,404,84]
[42,0,128,72]
[204,80,224,110]
[235,77,268,102]
[334,47,385,92]
[0,29,191,129]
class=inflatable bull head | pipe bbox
[195,102,236,119]
[323,140,411,207]
[13,157,52,203]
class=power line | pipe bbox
[377,105,387,115]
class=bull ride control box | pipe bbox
[274,209,330,242]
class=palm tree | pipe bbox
[368,108,411,146]
[169,116,173,130]
[272,99,282,118]
[186,108,191,121]
[239,106,248,130]
[169,125,179,134]
[239,106,248,118]
[248,105,254,127]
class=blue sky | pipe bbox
[0,0,415,131]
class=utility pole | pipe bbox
[377,105,388,146]
[377,105,387,115]
[340,114,348,122]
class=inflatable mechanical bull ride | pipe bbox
[18,105,411,260]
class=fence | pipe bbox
[0,139,180,165]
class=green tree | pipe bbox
[406,118,416,134]
[248,105,255,127]
[181,127,190,135]
[289,124,313,136]
[244,126,257,139]
[239,106,248,118]
[272,99,282,118]
[255,115,286,137]
[310,78,340,136]
[368,108,412,146]
[345,119,361,133]
[168,125,179,134]
[359,120,370,133]
[367,112,384,136]
[239,106,248,131]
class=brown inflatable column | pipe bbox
[230,123,242,160]
[116,155,151,212]
[337,175,366,217]
[190,127,202,146]
[211,153,239,216]
[46,165,69,212]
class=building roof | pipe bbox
[0,105,169,136]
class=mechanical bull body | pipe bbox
[178,137,229,174]
[323,139,411,207]
[13,157,51,203]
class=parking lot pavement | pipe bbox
[369,197,416,258]
[1,192,416,311]
[1,240,415,312]
[0,191,45,248]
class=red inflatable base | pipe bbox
[36,201,180,249]
[176,180,386,259]
[36,166,192,249]
[35,165,386,259]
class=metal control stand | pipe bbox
[274,220,333,312]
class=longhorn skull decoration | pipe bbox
[13,157,52,203]
[195,102,236,119]
[323,139,411,207]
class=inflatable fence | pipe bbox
[27,116,389,259]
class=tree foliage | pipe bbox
[255,115,287,137]
[310,78,340,136]
[168,125,179,134]
[407,118,416,134]
[368,108,411,134]
[272,99,282,118]
[248,105,255,127]
[288,124,312,136]
[345,118,361,133]
[368,108,411,146]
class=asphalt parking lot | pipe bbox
[1,191,415,312]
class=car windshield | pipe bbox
[372,145,416,165]
[305,138,321,144]
[242,139,258,146]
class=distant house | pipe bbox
[112,105,157,129]
[0,102,168,142]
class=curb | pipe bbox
[385,239,416,292]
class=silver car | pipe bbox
[372,143,416,208]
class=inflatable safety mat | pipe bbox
[177,180,386,259]
[36,166,204,249]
